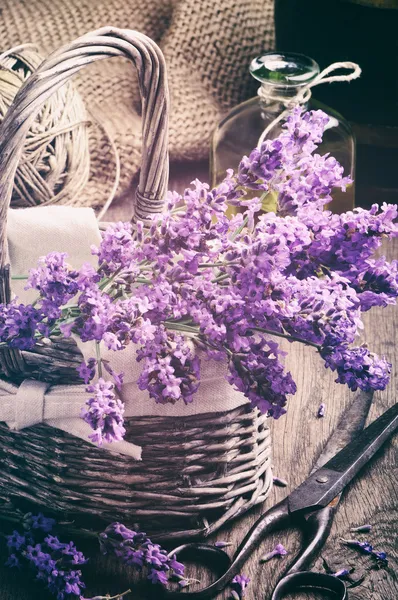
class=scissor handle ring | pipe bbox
[164,543,232,599]
[271,571,347,599]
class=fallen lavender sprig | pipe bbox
[214,540,233,548]
[260,543,288,563]
[99,522,185,586]
[341,538,373,553]
[332,568,351,578]
[317,403,326,418]
[2,107,398,446]
[4,513,186,598]
[231,574,250,598]
[5,513,88,600]
[341,539,388,563]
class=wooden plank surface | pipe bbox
[0,162,397,599]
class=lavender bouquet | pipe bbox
[1,108,397,447]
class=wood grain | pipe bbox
[0,164,396,599]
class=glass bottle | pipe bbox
[210,52,355,214]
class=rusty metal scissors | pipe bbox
[165,393,398,599]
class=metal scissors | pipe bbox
[164,393,398,599]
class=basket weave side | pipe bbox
[0,404,271,541]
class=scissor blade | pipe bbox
[311,390,373,474]
[288,402,398,514]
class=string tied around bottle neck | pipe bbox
[256,61,361,147]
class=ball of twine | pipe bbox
[0,44,91,209]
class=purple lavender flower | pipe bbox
[0,301,44,350]
[279,274,362,349]
[25,512,56,533]
[231,574,250,597]
[26,252,80,319]
[214,541,233,548]
[300,203,398,285]
[81,378,126,445]
[7,531,29,551]
[137,329,201,405]
[237,139,283,191]
[277,153,350,216]
[317,403,326,418]
[341,539,388,563]
[235,107,349,216]
[77,358,97,384]
[284,107,330,152]
[75,286,115,343]
[148,569,169,585]
[102,361,124,391]
[109,523,136,540]
[227,339,296,417]
[5,553,20,568]
[99,522,185,587]
[322,346,391,392]
[5,515,87,600]
[353,258,398,311]
[354,540,373,553]
[332,569,350,578]
[260,543,288,563]
[91,222,138,276]
[373,551,387,561]
[341,539,373,553]
[169,555,185,576]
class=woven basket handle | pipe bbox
[0,27,170,267]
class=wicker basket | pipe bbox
[0,27,272,541]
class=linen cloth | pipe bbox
[0,0,274,211]
[3,205,248,459]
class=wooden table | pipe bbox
[0,162,397,599]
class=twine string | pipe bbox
[257,61,362,147]
[0,44,120,215]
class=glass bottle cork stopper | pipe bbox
[250,52,320,88]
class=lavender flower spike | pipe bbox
[341,538,373,553]
[81,378,126,445]
[341,538,388,563]
[100,522,185,587]
[317,403,326,418]
[214,541,233,548]
[260,543,288,563]
[332,569,350,578]
[231,574,250,597]
[5,514,87,600]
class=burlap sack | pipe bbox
[0,0,274,211]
